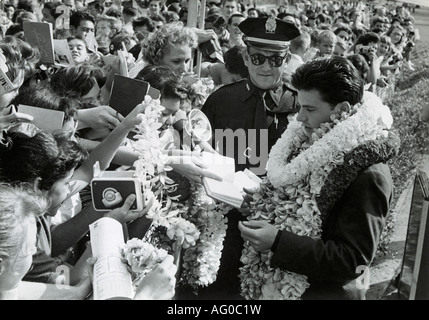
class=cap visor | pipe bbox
[246,42,289,52]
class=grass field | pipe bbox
[376,40,429,254]
[366,40,429,300]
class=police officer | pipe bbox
[176,16,301,300]
[202,16,301,176]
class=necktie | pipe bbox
[262,91,275,111]
[253,89,268,129]
[263,90,280,128]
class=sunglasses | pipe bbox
[248,52,290,67]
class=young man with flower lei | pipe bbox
[238,56,400,300]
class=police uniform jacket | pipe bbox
[201,78,299,174]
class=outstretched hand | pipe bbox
[76,105,124,131]
[168,151,223,183]
[104,193,154,224]
[0,105,34,130]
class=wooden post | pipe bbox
[187,0,206,77]
[398,170,429,300]
[187,0,199,28]
[196,0,206,78]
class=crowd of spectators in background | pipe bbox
[0,0,424,300]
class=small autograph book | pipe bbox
[108,74,161,117]
[201,152,261,208]
[17,104,65,133]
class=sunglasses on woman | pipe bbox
[248,52,291,67]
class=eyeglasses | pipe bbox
[248,52,290,67]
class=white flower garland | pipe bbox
[122,238,169,288]
[179,181,230,289]
[131,96,200,249]
[240,91,394,300]
[267,91,393,190]
[129,95,230,289]
[175,78,230,290]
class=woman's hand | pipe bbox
[117,101,147,131]
[376,77,389,88]
[133,254,178,300]
[104,193,154,225]
[192,28,218,44]
[0,105,33,130]
[76,105,124,131]
[238,220,278,252]
[168,152,223,183]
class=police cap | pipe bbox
[239,16,301,52]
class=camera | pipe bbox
[357,44,375,56]
[91,170,145,212]
[406,41,415,48]
[389,54,401,65]
[101,187,123,208]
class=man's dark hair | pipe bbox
[333,23,353,38]
[291,56,364,107]
[277,12,297,21]
[17,0,34,12]
[205,13,227,29]
[122,6,139,17]
[150,13,166,24]
[105,8,122,18]
[354,31,380,47]
[70,10,95,29]
[227,12,245,25]
[224,45,248,78]
[42,1,63,20]
[0,125,87,191]
[347,53,369,80]
[371,16,385,28]
[87,0,104,14]
[132,16,155,32]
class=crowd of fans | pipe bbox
[0,0,420,93]
[0,0,423,300]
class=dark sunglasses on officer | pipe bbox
[247,50,291,68]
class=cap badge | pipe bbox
[265,16,276,34]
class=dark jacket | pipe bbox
[271,163,394,300]
[201,78,298,175]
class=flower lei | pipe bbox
[175,77,229,290]
[129,96,200,252]
[239,91,396,300]
[121,238,169,288]
[182,77,215,112]
[126,95,230,290]
[179,181,230,291]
